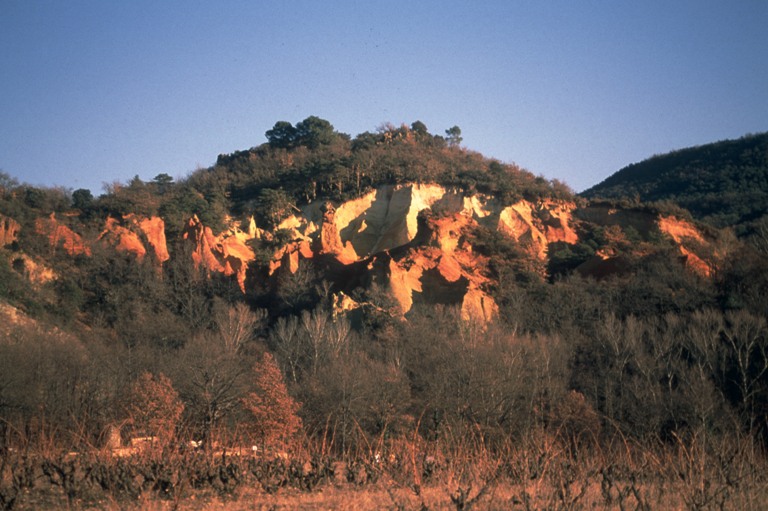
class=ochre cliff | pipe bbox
[139,216,170,263]
[574,205,717,278]
[308,184,579,265]
[16,211,173,280]
[99,215,170,264]
[222,185,582,320]
[30,212,171,263]
[380,210,498,321]
[1,214,21,247]
[182,215,256,292]
[35,213,91,256]
[8,184,720,324]
[179,184,718,322]
[100,217,147,260]
[657,215,712,276]
[497,200,578,259]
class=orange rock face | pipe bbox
[0,214,21,247]
[259,188,586,322]
[139,217,170,263]
[498,200,578,259]
[214,186,509,322]
[98,215,169,264]
[9,253,57,286]
[379,212,498,322]
[657,215,705,244]
[318,203,359,265]
[25,184,720,324]
[657,215,711,277]
[182,215,256,292]
[541,201,580,245]
[100,217,147,260]
[571,209,716,279]
[31,213,169,264]
[184,216,225,272]
[34,213,91,256]
[11,183,726,326]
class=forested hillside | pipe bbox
[2,119,768,508]
[582,132,768,232]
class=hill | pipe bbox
[2,118,768,509]
[581,132,768,231]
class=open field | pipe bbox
[4,432,768,510]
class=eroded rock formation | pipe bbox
[657,215,712,276]
[99,215,170,264]
[8,253,57,286]
[0,214,21,247]
[573,205,717,278]
[497,200,579,259]
[34,213,91,256]
[9,183,720,325]
[138,216,170,263]
[182,215,256,292]
[178,184,719,322]
[100,217,147,260]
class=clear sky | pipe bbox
[1,1,766,195]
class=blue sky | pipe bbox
[1,1,766,195]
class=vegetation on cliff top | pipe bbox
[582,132,768,231]
[205,117,572,226]
[2,116,573,237]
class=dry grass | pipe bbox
[4,430,768,510]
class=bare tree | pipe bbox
[723,310,768,432]
[214,300,267,354]
[175,333,247,447]
[683,309,729,429]
[301,308,352,375]
[270,315,303,383]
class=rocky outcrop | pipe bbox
[139,216,170,263]
[182,215,256,292]
[497,200,578,259]
[657,215,712,276]
[1,214,21,247]
[318,184,459,259]
[312,184,580,263]
[34,213,91,256]
[175,185,510,321]
[100,217,147,260]
[17,182,717,325]
[14,253,56,285]
[318,203,358,265]
[13,180,723,326]
[377,210,498,322]
[657,215,704,244]
[29,212,169,264]
[572,206,716,278]
[98,215,170,264]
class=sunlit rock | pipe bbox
[0,214,20,247]
[34,213,91,256]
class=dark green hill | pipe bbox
[581,132,768,230]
